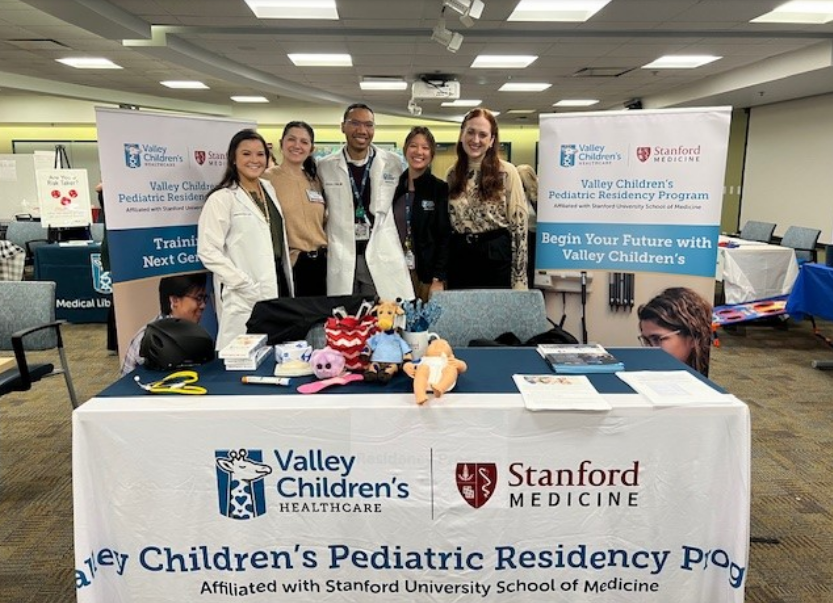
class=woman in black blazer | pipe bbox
[391,126,451,301]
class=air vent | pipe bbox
[573,67,634,78]
[7,38,69,50]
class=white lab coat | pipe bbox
[197,180,294,349]
[318,144,414,300]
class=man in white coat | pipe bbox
[319,104,414,300]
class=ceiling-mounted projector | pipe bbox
[411,80,461,100]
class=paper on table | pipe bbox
[616,371,729,406]
[512,374,612,411]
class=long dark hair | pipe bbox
[449,108,504,200]
[404,126,436,162]
[281,120,317,181]
[208,129,269,196]
[637,287,712,376]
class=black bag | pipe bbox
[246,295,372,345]
[469,325,578,347]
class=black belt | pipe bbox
[453,229,508,245]
[300,247,327,259]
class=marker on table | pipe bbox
[241,376,290,386]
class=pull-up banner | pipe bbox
[536,108,731,277]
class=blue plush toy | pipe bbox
[362,300,412,383]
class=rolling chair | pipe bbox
[738,220,776,243]
[430,289,551,348]
[780,225,821,264]
[0,281,78,408]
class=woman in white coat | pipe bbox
[198,129,294,349]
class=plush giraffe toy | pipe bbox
[361,299,412,383]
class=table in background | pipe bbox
[75,348,750,603]
[33,242,110,323]
[717,235,798,304]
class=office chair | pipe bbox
[738,220,776,243]
[430,289,551,348]
[0,281,78,408]
[780,225,821,263]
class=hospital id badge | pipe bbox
[306,189,324,203]
[355,221,370,241]
[404,249,416,270]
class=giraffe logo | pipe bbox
[215,449,272,520]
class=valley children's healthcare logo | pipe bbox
[456,463,497,509]
[560,144,577,168]
[193,150,206,165]
[215,449,272,520]
[90,253,112,294]
[124,143,141,168]
[636,146,651,162]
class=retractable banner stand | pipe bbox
[536,108,731,350]
[95,109,256,354]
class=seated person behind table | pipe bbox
[120,273,209,375]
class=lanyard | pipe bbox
[344,148,375,218]
[404,191,414,250]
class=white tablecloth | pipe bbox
[716,236,799,304]
[73,391,750,603]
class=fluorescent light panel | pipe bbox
[471,55,538,69]
[244,0,338,19]
[751,1,833,24]
[441,99,482,107]
[288,53,352,66]
[505,109,536,114]
[499,82,551,92]
[160,80,209,89]
[56,57,121,69]
[642,55,721,69]
[360,78,407,91]
[554,99,599,107]
[231,96,270,103]
[508,0,612,22]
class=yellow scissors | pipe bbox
[134,370,207,395]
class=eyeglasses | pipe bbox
[638,330,681,347]
[344,119,375,129]
[185,294,210,305]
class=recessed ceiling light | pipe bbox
[751,1,833,24]
[499,82,552,92]
[359,77,408,91]
[288,53,352,67]
[554,99,599,107]
[642,55,721,69]
[508,0,612,22]
[244,0,338,19]
[231,96,270,103]
[471,55,538,69]
[505,109,536,114]
[441,99,482,107]
[160,81,209,89]
[56,57,122,69]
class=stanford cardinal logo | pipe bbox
[636,146,651,162]
[194,150,206,165]
[456,463,497,509]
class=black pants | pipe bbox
[448,229,512,289]
[292,248,328,297]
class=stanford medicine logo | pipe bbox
[456,463,497,509]
[124,143,141,168]
[215,449,272,520]
[636,146,651,162]
[194,150,206,165]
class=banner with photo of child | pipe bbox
[535,108,731,375]
[95,108,256,357]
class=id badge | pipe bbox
[306,189,325,203]
[404,249,416,270]
[355,221,371,241]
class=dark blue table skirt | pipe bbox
[33,243,111,323]
[102,347,722,398]
[786,263,833,322]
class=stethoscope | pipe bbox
[134,370,207,395]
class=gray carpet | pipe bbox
[0,319,831,602]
